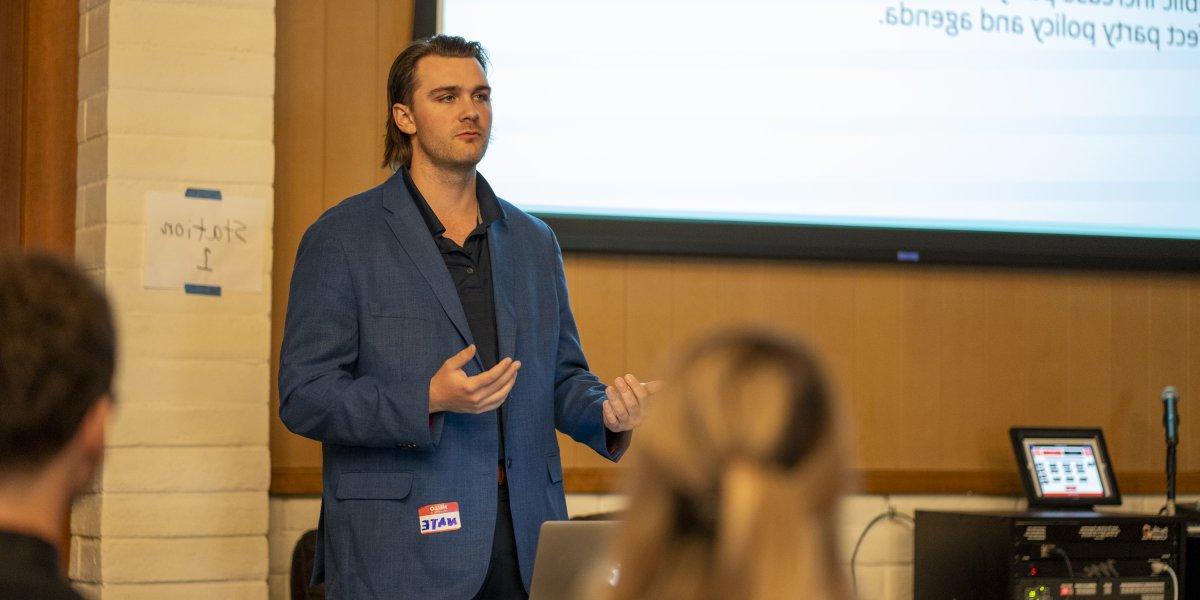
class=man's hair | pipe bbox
[0,252,115,472]
[382,35,489,171]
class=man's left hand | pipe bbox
[602,374,663,433]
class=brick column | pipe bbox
[72,1,274,598]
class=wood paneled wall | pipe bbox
[0,0,24,249]
[271,1,1199,495]
[0,0,77,255]
[272,0,415,492]
[561,255,1200,494]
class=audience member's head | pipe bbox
[0,252,115,542]
[608,329,849,600]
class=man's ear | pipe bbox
[65,395,112,496]
[75,395,112,465]
[393,103,417,135]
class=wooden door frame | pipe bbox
[1,0,78,255]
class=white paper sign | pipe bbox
[143,189,266,294]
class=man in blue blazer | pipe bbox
[279,36,658,599]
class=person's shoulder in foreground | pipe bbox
[0,530,87,600]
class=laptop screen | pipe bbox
[529,520,618,599]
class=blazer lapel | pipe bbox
[378,172,481,371]
[488,218,517,362]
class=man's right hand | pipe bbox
[429,345,521,414]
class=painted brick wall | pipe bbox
[73,1,275,597]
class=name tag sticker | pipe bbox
[419,502,462,535]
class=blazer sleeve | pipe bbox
[278,219,439,449]
[548,232,631,461]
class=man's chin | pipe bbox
[456,144,488,167]
[415,140,489,172]
[434,153,487,171]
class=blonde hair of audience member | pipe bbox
[606,330,850,600]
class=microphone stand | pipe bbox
[1162,386,1200,519]
[1166,439,1176,517]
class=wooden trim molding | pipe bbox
[858,470,1023,495]
[857,470,1200,496]
[271,466,323,495]
[561,467,624,494]
[270,466,626,496]
[272,466,1200,497]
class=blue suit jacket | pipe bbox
[279,170,627,599]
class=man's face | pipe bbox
[396,55,492,170]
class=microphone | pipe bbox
[1162,386,1179,446]
[1162,386,1180,516]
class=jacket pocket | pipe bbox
[546,455,564,484]
[363,301,437,356]
[335,472,413,500]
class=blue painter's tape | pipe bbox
[897,250,921,263]
[184,283,222,296]
[185,188,222,201]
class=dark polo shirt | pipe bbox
[401,168,507,463]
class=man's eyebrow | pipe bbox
[426,85,491,96]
